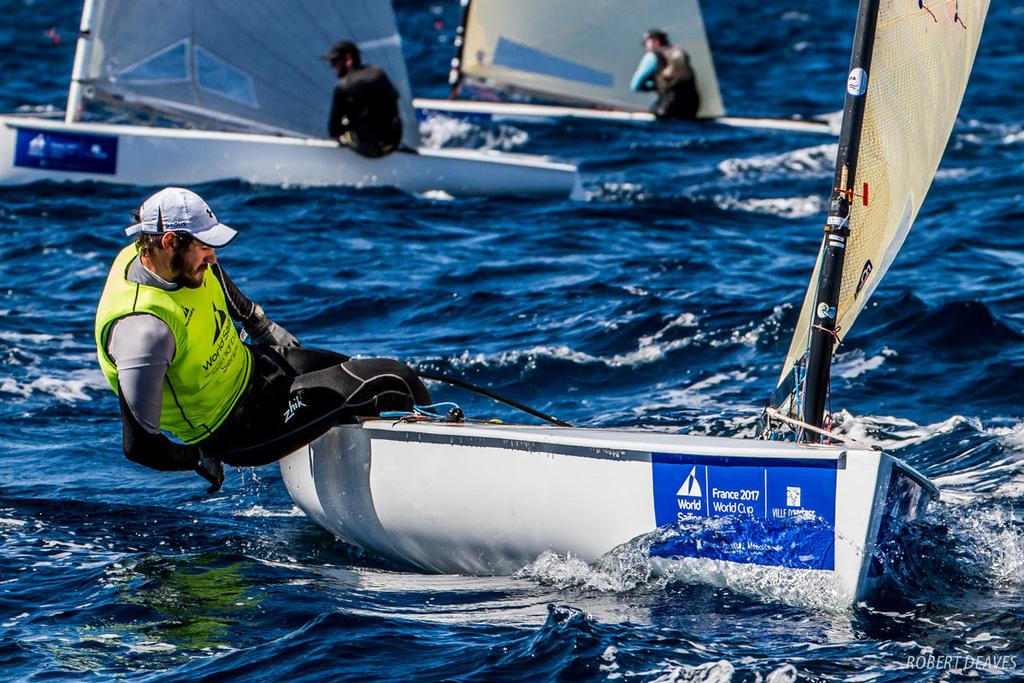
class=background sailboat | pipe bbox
[65,0,422,145]
[281,0,989,606]
[415,0,835,134]
[0,0,579,196]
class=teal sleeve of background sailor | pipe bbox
[630,52,659,92]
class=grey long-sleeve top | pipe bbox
[106,255,263,470]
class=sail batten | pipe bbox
[456,0,725,118]
[77,0,420,146]
[771,0,989,429]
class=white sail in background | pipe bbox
[458,0,725,118]
[80,0,420,146]
[774,0,989,411]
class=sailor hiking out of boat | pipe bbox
[94,187,431,492]
[324,40,404,158]
[630,29,700,120]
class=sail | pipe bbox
[78,0,420,146]
[456,0,725,118]
[773,0,988,416]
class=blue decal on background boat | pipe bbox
[14,128,118,175]
[650,453,837,570]
[493,37,614,88]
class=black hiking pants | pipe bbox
[201,345,431,467]
[654,80,700,120]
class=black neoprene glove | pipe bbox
[195,451,225,494]
[242,305,301,347]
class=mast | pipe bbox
[801,0,879,439]
[447,0,473,98]
[65,0,98,123]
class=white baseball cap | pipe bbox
[125,187,238,248]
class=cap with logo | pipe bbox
[124,187,238,248]
[322,39,359,63]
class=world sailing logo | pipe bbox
[202,304,232,372]
[675,466,703,514]
[676,467,702,497]
[27,134,47,158]
[212,303,227,343]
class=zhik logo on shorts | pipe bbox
[284,393,307,424]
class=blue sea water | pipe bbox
[1,0,1023,680]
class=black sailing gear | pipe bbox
[328,64,403,158]
[653,47,700,120]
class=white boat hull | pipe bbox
[280,420,934,604]
[0,116,579,197]
[414,98,838,135]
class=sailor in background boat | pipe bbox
[323,40,404,158]
[630,29,700,120]
[94,188,431,493]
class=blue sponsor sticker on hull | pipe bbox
[14,127,118,175]
[651,453,837,570]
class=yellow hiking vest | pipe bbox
[95,245,252,443]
